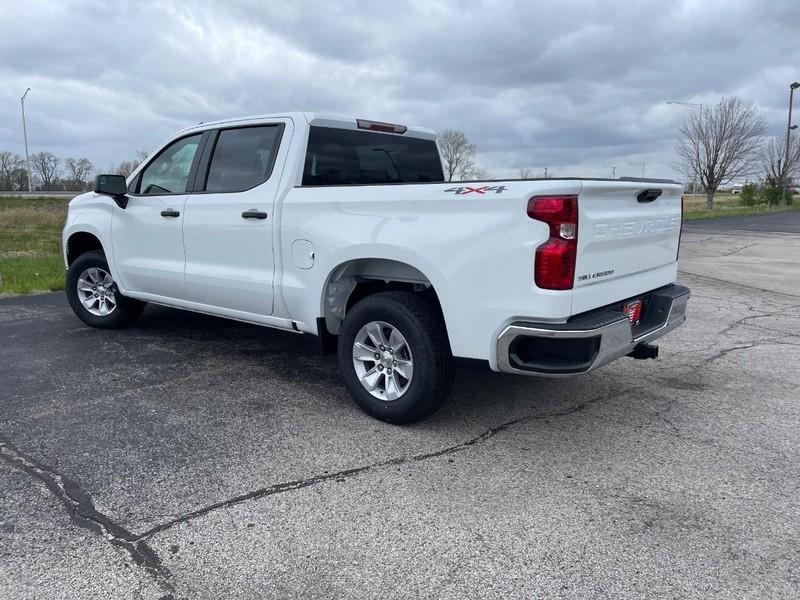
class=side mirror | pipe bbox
[94,174,129,209]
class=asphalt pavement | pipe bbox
[1,213,799,599]
[684,208,800,233]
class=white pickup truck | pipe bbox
[63,113,689,423]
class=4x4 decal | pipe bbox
[444,185,507,195]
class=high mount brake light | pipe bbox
[527,195,579,290]
[356,119,408,134]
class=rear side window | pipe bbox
[205,125,282,193]
[302,126,444,186]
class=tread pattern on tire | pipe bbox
[338,291,454,424]
[66,250,145,329]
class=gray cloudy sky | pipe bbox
[1,0,799,180]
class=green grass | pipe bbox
[682,192,800,220]
[683,204,800,220]
[0,196,69,295]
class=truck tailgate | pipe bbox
[572,180,683,314]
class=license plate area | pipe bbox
[622,299,643,326]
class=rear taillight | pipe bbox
[528,195,578,290]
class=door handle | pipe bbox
[241,210,268,220]
[160,209,180,217]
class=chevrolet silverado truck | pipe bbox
[63,113,689,423]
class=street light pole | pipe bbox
[20,88,32,193]
[783,82,800,206]
[667,101,704,201]
[666,101,704,109]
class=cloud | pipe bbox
[1,0,798,180]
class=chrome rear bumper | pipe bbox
[496,285,690,376]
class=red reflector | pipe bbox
[356,119,408,134]
[622,299,643,325]
[528,196,579,290]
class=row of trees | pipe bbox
[0,150,147,192]
[0,151,95,192]
[676,97,798,209]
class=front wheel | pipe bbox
[66,250,145,329]
[338,291,454,424]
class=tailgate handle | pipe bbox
[637,189,662,203]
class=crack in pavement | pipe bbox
[678,271,800,299]
[0,435,176,599]
[717,311,798,338]
[0,392,611,587]
[134,392,612,541]
[0,389,613,598]
[716,241,759,258]
[700,339,800,367]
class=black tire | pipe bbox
[66,250,145,329]
[338,291,454,424]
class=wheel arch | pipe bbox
[65,231,106,266]
[319,257,447,338]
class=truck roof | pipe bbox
[176,112,438,140]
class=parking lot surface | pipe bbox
[1,216,799,599]
[684,208,800,234]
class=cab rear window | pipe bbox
[302,126,444,186]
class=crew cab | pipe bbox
[63,113,689,423]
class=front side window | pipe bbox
[205,126,282,193]
[302,126,445,186]
[139,134,202,195]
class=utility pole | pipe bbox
[641,163,645,178]
[20,88,32,192]
[611,166,616,179]
[783,82,800,206]
[544,167,548,179]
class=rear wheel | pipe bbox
[66,250,145,329]
[338,291,454,424]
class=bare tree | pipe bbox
[114,150,150,178]
[115,160,139,178]
[0,151,23,190]
[438,129,476,182]
[518,167,533,179]
[64,157,95,191]
[30,151,60,190]
[762,134,800,193]
[676,97,767,209]
[456,160,491,181]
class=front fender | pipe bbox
[62,194,117,279]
